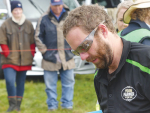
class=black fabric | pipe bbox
[94,38,150,113]
[120,19,150,45]
[121,19,150,36]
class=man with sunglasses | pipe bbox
[63,5,150,113]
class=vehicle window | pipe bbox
[11,0,49,19]
[110,0,121,7]
[78,0,121,8]
[63,0,78,10]
[92,0,107,7]
[0,0,7,9]
[0,0,7,20]
[10,0,78,19]
[77,0,84,5]
[92,0,121,8]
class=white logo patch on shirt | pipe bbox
[121,86,137,102]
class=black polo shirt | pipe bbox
[94,38,150,113]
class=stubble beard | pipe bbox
[95,43,113,69]
[86,37,113,69]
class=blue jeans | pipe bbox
[44,68,75,110]
[3,68,27,98]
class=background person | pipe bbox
[0,1,35,112]
[115,0,133,32]
[118,0,150,45]
[63,4,150,113]
[34,0,75,111]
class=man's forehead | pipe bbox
[67,27,87,40]
[66,27,88,50]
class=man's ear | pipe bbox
[98,24,108,38]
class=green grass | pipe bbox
[0,74,98,113]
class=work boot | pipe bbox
[16,98,22,112]
[6,97,17,112]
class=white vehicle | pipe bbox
[79,0,124,6]
[0,0,96,78]
[0,0,7,30]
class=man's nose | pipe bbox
[80,52,89,60]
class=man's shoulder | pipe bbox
[128,42,150,66]
[130,42,150,50]
[129,42,150,56]
[36,13,50,26]
[38,12,49,22]
[41,14,49,20]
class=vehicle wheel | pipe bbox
[0,54,4,79]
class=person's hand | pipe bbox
[0,44,10,57]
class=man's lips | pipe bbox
[92,58,98,63]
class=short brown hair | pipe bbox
[63,4,116,38]
[131,8,150,21]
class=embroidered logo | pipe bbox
[121,86,137,102]
[18,4,21,7]
[54,0,60,2]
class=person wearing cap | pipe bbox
[115,0,134,32]
[63,4,150,113]
[118,0,150,45]
[34,0,75,111]
[0,1,35,112]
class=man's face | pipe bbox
[66,27,113,69]
[50,5,63,16]
[12,8,23,19]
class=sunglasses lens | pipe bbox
[74,40,93,55]
[78,40,93,52]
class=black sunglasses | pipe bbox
[72,21,105,56]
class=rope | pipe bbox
[0,48,71,52]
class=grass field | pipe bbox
[0,74,98,113]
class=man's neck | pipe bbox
[108,34,123,74]
[55,14,61,17]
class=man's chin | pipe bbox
[91,58,98,63]
[94,62,106,69]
